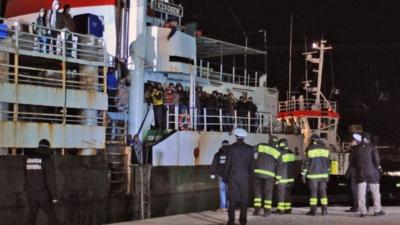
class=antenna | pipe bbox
[287,15,293,100]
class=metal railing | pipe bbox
[0,17,106,64]
[278,99,337,112]
[106,92,128,143]
[0,105,105,126]
[197,60,261,87]
[165,106,277,133]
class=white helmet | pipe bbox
[234,128,248,139]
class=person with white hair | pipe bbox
[223,128,254,225]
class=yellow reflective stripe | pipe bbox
[254,169,275,177]
[264,205,272,209]
[276,175,282,180]
[301,169,308,175]
[284,203,292,209]
[282,153,296,162]
[278,178,294,184]
[254,198,262,202]
[321,197,328,205]
[307,148,330,158]
[277,202,285,210]
[264,200,272,204]
[254,203,262,207]
[307,173,329,179]
[310,198,318,206]
[258,145,281,159]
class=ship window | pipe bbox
[169,56,194,65]
[308,118,318,129]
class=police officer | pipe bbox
[345,133,362,212]
[25,139,60,225]
[253,135,280,216]
[210,140,230,212]
[276,138,296,214]
[352,132,385,217]
[224,128,254,225]
[301,134,330,216]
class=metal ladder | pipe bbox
[107,145,129,193]
[134,165,152,219]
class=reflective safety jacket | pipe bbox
[254,143,281,179]
[276,145,296,185]
[151,90,164,106]
[301,141,331,181]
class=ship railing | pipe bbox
[197,60,260,87]
[0,62,106,92]
[0,17,106,65]
[165,106,277,133]
[278,98,337,112]
[0,106,105,125]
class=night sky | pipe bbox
[179,0,400,145]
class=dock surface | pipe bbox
[108,207,400,225]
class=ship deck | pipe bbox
[108,206,400,225]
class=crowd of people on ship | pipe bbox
[143,81,258,132]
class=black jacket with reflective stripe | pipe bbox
[254,143,281,179]
[276,147,296,184]
[302,141,330,181]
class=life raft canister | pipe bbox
[178,114,190,130]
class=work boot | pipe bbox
[253,207,261,216]
[285,209,292,214]
[306,206,317,216]
[277,209,285,214]
[321,206,328,215]
[374,211,385,216]
[263,208,271,217]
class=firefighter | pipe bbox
[224,128,254,225]
[301,133,330,216]
[253,135,280,217]
[276,138,296,214]
[25,139,60,225]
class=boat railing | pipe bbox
[165,106,284,133]
[0,17,106,65]
[197,59,260,87]
[278,98,337,112]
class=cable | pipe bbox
[223,0,247,38]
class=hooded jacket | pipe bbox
[301,140,331,181]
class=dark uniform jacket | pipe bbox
[345,144,359,180]
[25,150,58,201]
[210,146,229,177]
[276,147,296,185]
[351,142,380,183]
[254,143,281,179]
[301,140,330,181]
[223,140,254,185]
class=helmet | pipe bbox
[352,133,362,142]
[278,139,289,148]
[310,133,320,141]
[268,135,279,145]
[233,128,247,139]
[38,139,50,149]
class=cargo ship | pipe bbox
[2,1,400,225]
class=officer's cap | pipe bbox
[222,140,229,145]
[233,128,247,138]
[38,139,50,149]
[352,133,362,142]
